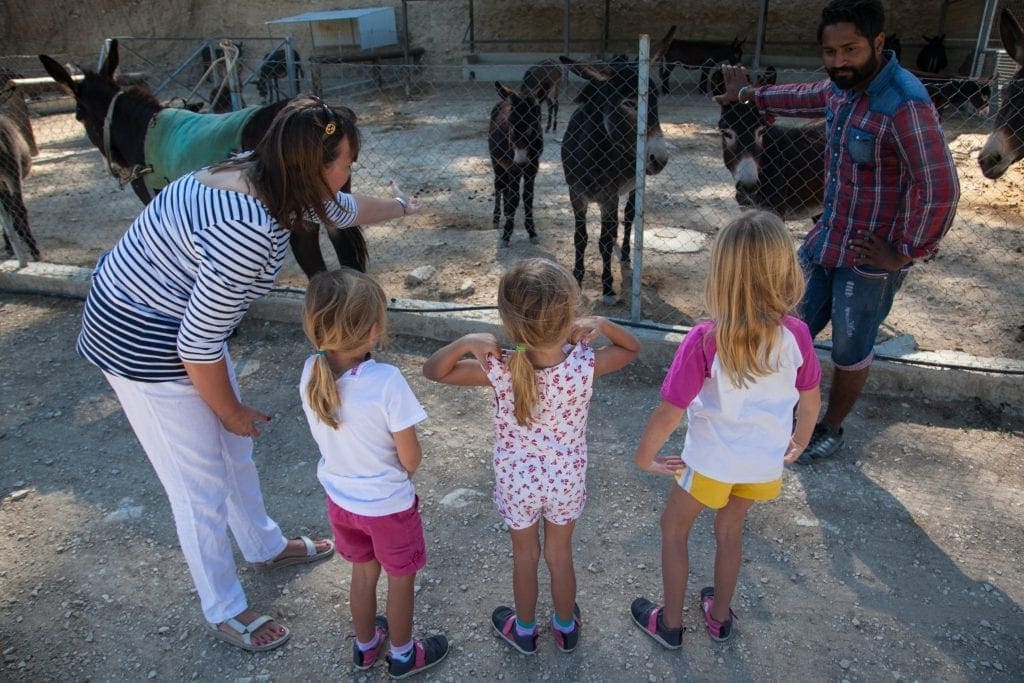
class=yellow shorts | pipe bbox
[676,466,782,509]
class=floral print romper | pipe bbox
[485,343,595,529]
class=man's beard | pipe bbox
[827,51,879,90]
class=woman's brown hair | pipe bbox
[302,268,387,429]
[497,258,580,426]
[213,95,360,232]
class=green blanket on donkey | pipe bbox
[143,106,260,192]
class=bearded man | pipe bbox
[716,0,960,460]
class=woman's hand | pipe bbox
[220,403,271,438]
[390,180,423,215]
[713,64,750,105]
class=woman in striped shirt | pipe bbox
[77,96,422,652]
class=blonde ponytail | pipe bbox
[302,268,388,429]
[306,352,343,429]
[497,259,579,427]
[507,345,539,426]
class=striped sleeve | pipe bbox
[177,217,278,362]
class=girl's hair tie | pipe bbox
[514,344,527,353]
[316,349,327,356]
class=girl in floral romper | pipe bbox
[423,258,640,655]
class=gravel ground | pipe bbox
[1,293,1022,681]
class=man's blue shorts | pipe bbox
[798,245,907,371]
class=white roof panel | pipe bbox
[266,8,387,25]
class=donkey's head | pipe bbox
[493,81,542,166]
[40,42,124,155]
[718,101,767,207]
[560,27,675,176]
[980,9,1024,179]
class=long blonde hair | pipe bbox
[704,210,805,388]
[497,258,580,426]
[302,268,387,429]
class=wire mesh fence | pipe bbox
[2,36,1022,362]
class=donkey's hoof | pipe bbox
[528,234,540,245]
[500,237,511,248]
[601,294,617,306]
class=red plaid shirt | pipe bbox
[752,55,959,268]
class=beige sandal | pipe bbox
[207,615,290,652]
[254,536,334,570]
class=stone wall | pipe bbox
[2,0,991,70]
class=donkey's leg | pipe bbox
[551,99,558,133]
[597,197,619,304]
[492,170,503,231]
[289,223,329,278]
[570,190,589,286]
[325,223,368,272]
[621,190,635,265]
[522,162,539,243]
[10,182,38,260]
[501,169,520,245]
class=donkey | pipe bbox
[257,47,304,104]
[979,8,1024,180]
[916,34,948,74]
[39,40,366,278]
[659,29,743,94]
[560,27,674,304]
[922,76,992,117]
[522,60,561,133]
[489,82,543,246]
[718,101,826,221]
[0,113,37,265]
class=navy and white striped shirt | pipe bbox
[77,173,357,382]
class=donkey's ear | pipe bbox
[651,26,677,61]
[1000,8,1024,66]
[567,60,611,83]
[39,54,77,95]
[495,81,515,99]
[100,39,119,80]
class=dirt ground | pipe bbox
[0,293,1021,681]
[13,78,1024,363]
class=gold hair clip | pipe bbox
[324,121,337,136]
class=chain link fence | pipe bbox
[2,36,1022,362]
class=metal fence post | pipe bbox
[631,35,651,323]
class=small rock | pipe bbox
[839,659,851,670]
[405,266,435,287]
[9,489,30,502]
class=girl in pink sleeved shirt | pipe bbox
[630,211,822,648]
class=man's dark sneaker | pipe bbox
[801,422,845,461]
[386,635,450,679]
[552,603,582,653]
[629,597,682,649]
[353,615,389,669]
[491,606,538,654]
[699,587,736,643]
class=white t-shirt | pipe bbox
[661,317,821,483]
[299,356,427,516]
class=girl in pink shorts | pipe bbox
[423,258,640,655]
[300,269,449,678]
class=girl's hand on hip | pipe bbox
[646,455,685,477]
[462,332,500,365]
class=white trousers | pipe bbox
[103,359,287,624]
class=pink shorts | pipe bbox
[326,496,426,576]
